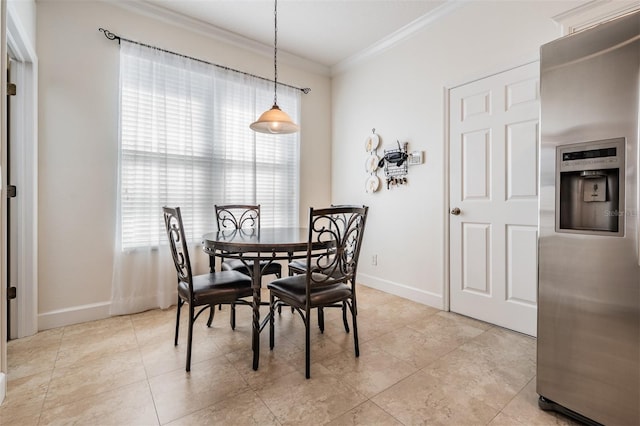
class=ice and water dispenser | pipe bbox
[556,138,625,236]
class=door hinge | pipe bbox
[7,185,16,198]
[7,83,16,96]
[7,286,16,300]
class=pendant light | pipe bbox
[250,0,299,134]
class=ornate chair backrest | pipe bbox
[215,205,260,231]
[163,206,193,293]
[305,206,368,292]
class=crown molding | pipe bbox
[106,0,331,77]
[331,0,468,76]
[552,0,640,35]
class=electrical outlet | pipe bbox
[372,254,378,266]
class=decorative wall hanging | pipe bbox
[365,175,380,193]
[381,141,409,190]
[365,132,379,153]
[364,130,423,192]
[364,129,381,193]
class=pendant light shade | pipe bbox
[250,104,299,134]
[251,0,299,134]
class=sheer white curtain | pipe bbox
[110,41,300,315]
[212,75,300,226]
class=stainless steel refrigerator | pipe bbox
[537,11,640,426]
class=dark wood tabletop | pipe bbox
[202,227,310,256]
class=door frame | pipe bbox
[443,59,539,313]
[5,4,38,339]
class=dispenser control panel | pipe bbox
[559,140,623,172]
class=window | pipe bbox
[118,41,300,250]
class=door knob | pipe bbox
[450,207,461,216]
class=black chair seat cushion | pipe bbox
[179,271,252,304]
[267,274,351,307]
[222,258,282,276]
[288,259,306,274]
[289,255,339,273]
[288,259,346,280]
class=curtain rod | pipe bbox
[99,28,311,94]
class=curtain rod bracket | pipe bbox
[98,27,310,94]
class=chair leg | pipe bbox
[175,297,183,346]
[318,307,325,333]
[274,270,283,314]
[230,303,236,330]
[269,294,275,350]
[186,304,195,372]
[342,301,350,333]
[305,308,311,379]
[351,300,359,358]
[206,304,215,327]
[283,269,294,314]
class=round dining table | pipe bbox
[202,227,314,371]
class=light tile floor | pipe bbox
[2,285,580,425]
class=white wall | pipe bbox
[36,1,331,328]
[331,1,582,308]
[7,0,35,49]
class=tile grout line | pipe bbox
[131,315,163,425]
[36,327,65,425]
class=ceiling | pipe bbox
[138,0,447,69]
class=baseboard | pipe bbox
[0,373,6,404]
[358,273,444,310]
[38,302,111,331]
[35,276,444,330]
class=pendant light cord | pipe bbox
[273,0,279,106]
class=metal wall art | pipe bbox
[381,141,408,190]
[364,129,423,193]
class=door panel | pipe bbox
[506,225,537,305]
[506,121,538,199]
[462,129,491,200]
[462,223,491,295]
[449,62,539,336]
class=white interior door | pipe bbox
[449,62,539,336]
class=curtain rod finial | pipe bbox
[99,28,119,42]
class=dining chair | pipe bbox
[163,206,252,372]
[287,205,364,331]
[213,204,282,279]
[268,205,369,378]
[287,204,361,275]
